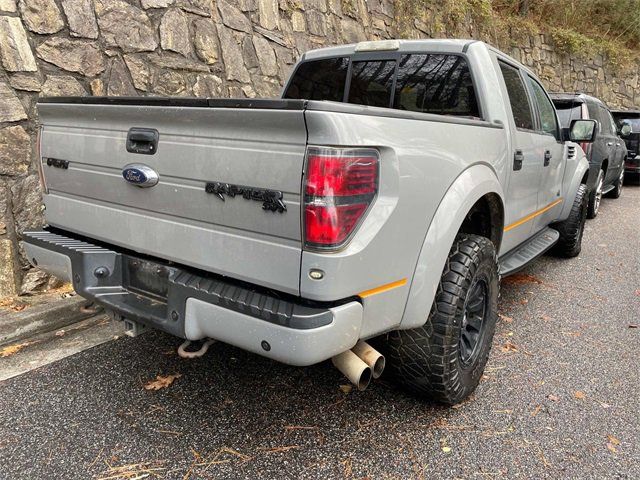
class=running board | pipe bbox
[602,184,615,194]
[499,228,560,276]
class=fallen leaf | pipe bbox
[541,314,553,322]
[599,402,612,409]
[144,373,182,391]
[0,342,29,358]
[607,443,618,454]
[629,324,638,329]
[339,384,352,394]
[574,391,586,400]
[11,304,27,312]
[501,341,518,353]
[607,435,620,445]
[531,405,542,417]
[635,289,640,296]
[548,394,560,402]
[441,446,451,453]
[499,314,514,323]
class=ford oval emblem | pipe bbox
[122,164,159,188]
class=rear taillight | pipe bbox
[303,147,379,250]
[36,126,48,194]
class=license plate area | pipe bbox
[124,257,170,302]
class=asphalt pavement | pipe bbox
[0,183,638,479]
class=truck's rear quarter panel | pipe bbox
[39,102,307,294]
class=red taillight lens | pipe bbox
[305,154,378,196]
[303,147,379,250]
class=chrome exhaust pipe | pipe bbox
[331,350,372,391]
[351,341,385,379]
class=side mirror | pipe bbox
[619,123,632,137]
[569,119,597,143]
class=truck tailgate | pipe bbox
[37,99,307,295]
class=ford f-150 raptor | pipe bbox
[25,39,595,405]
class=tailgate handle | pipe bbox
[127,128,159,155]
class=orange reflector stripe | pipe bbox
[358,278,407,298]
[504,198,563,233]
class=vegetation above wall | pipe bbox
[394,0,640,68]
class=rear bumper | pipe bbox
[23,229,363,366]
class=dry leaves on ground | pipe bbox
[503,273,543,286]
[574,390,586,400]
[548,394,560,402]
[0,342,30,358]
[143,373,182,391]
[501,341,519,353]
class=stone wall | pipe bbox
[0,0,638,298]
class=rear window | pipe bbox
[283,57,348,102]
[394,54,479,118]
[554,102,583,128]
[613,115,640,133]
[348,60,396,108]
[284,53,480,118]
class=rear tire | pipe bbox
[587,169,604,219]
[380,234,499,405]
[608,168,624,199]
[552,183,588,258]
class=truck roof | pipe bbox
[301,39,538,79]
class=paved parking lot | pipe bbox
[0,184,638,479]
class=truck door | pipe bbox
[601,106,624,183]
[496,60,543,254]
[525,75,565,233]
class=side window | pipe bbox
[393,54,480,118]
[283,57,349,102]
[347,60,396,108]
[527,76,559,138]
[498,61,534,130]
[587,102,604,133]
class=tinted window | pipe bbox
[554,102,583,128]
[393,54,480,118]
[528,77,558,137]
[348,60,395,108]
[587,102,610,134]
[613,115,640,133]
[283,57,348,102]
[499,62,534,130]
[601,107,617,135]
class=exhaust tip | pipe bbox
[332,350,372,391]
[371,355,385,379]
[351,341,386,379]
[357,366,372,391]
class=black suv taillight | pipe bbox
[303,146,379,250]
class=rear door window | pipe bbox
[283,57,348,102]
[393,54,480,118]
[498,61,534,130]
[348,60,396,108]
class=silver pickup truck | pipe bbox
[25,39,596,404]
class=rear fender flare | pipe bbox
[558,155,589,221]
[400,164,504,330]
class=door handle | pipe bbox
[126,128,159,155]
[606,142,614,146]
[513,150,524,171]
[543,150,552,167]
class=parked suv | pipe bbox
[611,110,640,181]
[550,93,627,218]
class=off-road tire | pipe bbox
[587,169,604,219]
[552,183,588,258]
[380,234,499,405]
[608,168,624,199]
